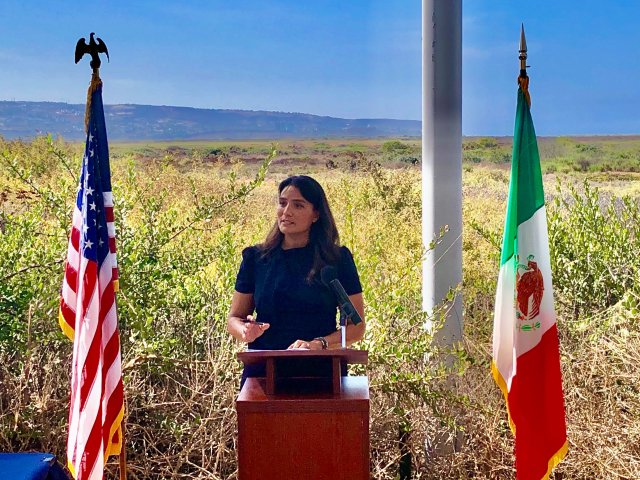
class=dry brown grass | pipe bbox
[2,297,639,479]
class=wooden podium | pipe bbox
[236,349,369,480]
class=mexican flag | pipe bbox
[492,81,568,480]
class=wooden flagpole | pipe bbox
[119,420,127,480]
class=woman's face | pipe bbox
[277,185,319,237]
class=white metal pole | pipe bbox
[422,0,463,345]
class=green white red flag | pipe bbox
[492,79,568,480]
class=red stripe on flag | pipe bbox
[59,261,79,339]
[65,264,78,293]
[103,381,124,453]
[102,327,119,369]
[105,207,114,223]
[102,337,123,454]
[71,226,80,250]
[59,299,76,330]
[508,324,568,480]
[99,281,115,322]
[108,237,116,253]
[79,337,102,415]
[78,405,104,480]
[80,261,98,323]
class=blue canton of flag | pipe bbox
[78,129,111,265]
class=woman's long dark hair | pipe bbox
[259,175,340,281]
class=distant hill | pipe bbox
[0,101,421,141]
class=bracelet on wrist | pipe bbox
[313,336,328,350]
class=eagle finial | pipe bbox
[75,32,109,70]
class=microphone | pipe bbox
[321,266,363,325]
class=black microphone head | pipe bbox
[320,265,338,286]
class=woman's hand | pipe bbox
[241,315,270,343]
[287,339,323,350]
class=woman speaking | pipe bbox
[227,175,365,383]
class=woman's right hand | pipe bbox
[241,315,270,343]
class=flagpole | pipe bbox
[119,419,128,480]
[490,25,568,479]
[421,0,463,459]
[518,24,531,107]
[519,24,527,77]
[421,0,463,343]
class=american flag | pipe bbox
[59,77,124,480]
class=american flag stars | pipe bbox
[75,108,111,264]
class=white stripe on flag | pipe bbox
[72,207,83,227]
[61,283,77,313]
[98,261,113,295]
[66,241,79,267]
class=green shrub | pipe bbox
[548,180,640,322]
[381,140,412,155]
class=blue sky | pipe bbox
[0,1,638,135]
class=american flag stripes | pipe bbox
[59,76,124,480]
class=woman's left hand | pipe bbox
[287,339,322,350]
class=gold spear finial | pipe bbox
[518,24,531,106]
[519,24,528,77]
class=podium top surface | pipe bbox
[237,349,367,367]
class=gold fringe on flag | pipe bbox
[85,70,102,133]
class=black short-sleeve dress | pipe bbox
[234,243,362,379]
